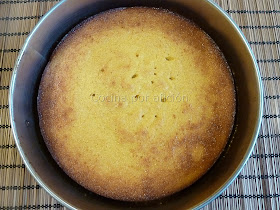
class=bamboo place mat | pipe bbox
[0,0,280,209]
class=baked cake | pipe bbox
[38,7,236,201]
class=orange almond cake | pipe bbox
[38,7,236,201]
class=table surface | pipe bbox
[0,0,279,209]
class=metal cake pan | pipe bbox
[9,0,263,209]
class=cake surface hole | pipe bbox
[165,56,175,61]
[161,97,167,102]
[132,74,138,78]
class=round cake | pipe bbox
[38,7,236,201]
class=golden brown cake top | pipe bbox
[38,7,235,201]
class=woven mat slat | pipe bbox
[0,0,279,209]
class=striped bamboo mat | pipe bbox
[0,0,279,209]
